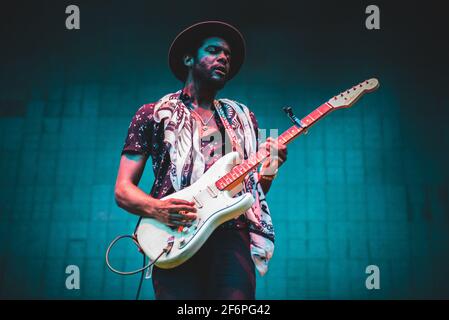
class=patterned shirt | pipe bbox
[122,93,259,200]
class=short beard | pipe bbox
[193,67,227,91]
[204,77,226,91]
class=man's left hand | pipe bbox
[259,137,287,175]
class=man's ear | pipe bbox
[183,54,194,67]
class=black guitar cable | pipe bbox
[136,254,146,300]
[105,218,174,299]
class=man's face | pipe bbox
[187,37,231,90]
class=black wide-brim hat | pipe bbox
[168,21,246,82]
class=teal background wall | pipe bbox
[1,0,448,299]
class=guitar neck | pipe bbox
[215,102,334,191]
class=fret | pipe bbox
[310,110,322,120]
[277,136,285,145]
[302,116,313,126]
[233,169,241,178]
[235,166,244,175]
[216,180,225,190]
[319,103,331,114]
[249,154,257,165]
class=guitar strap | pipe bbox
[212,100,245,158]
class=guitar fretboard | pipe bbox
[215,102,334,191]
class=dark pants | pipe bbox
[152,219,255,300]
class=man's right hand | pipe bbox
[148,198,197,227]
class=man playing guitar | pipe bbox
[114,21,287,299]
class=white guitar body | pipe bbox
[136,152,255,269]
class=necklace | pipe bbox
[190,108,216,132]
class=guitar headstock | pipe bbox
[328,78,379,109]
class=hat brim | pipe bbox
[168,21,246,82]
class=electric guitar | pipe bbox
[136,78,380,269]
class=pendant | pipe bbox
[202,126,208,131]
